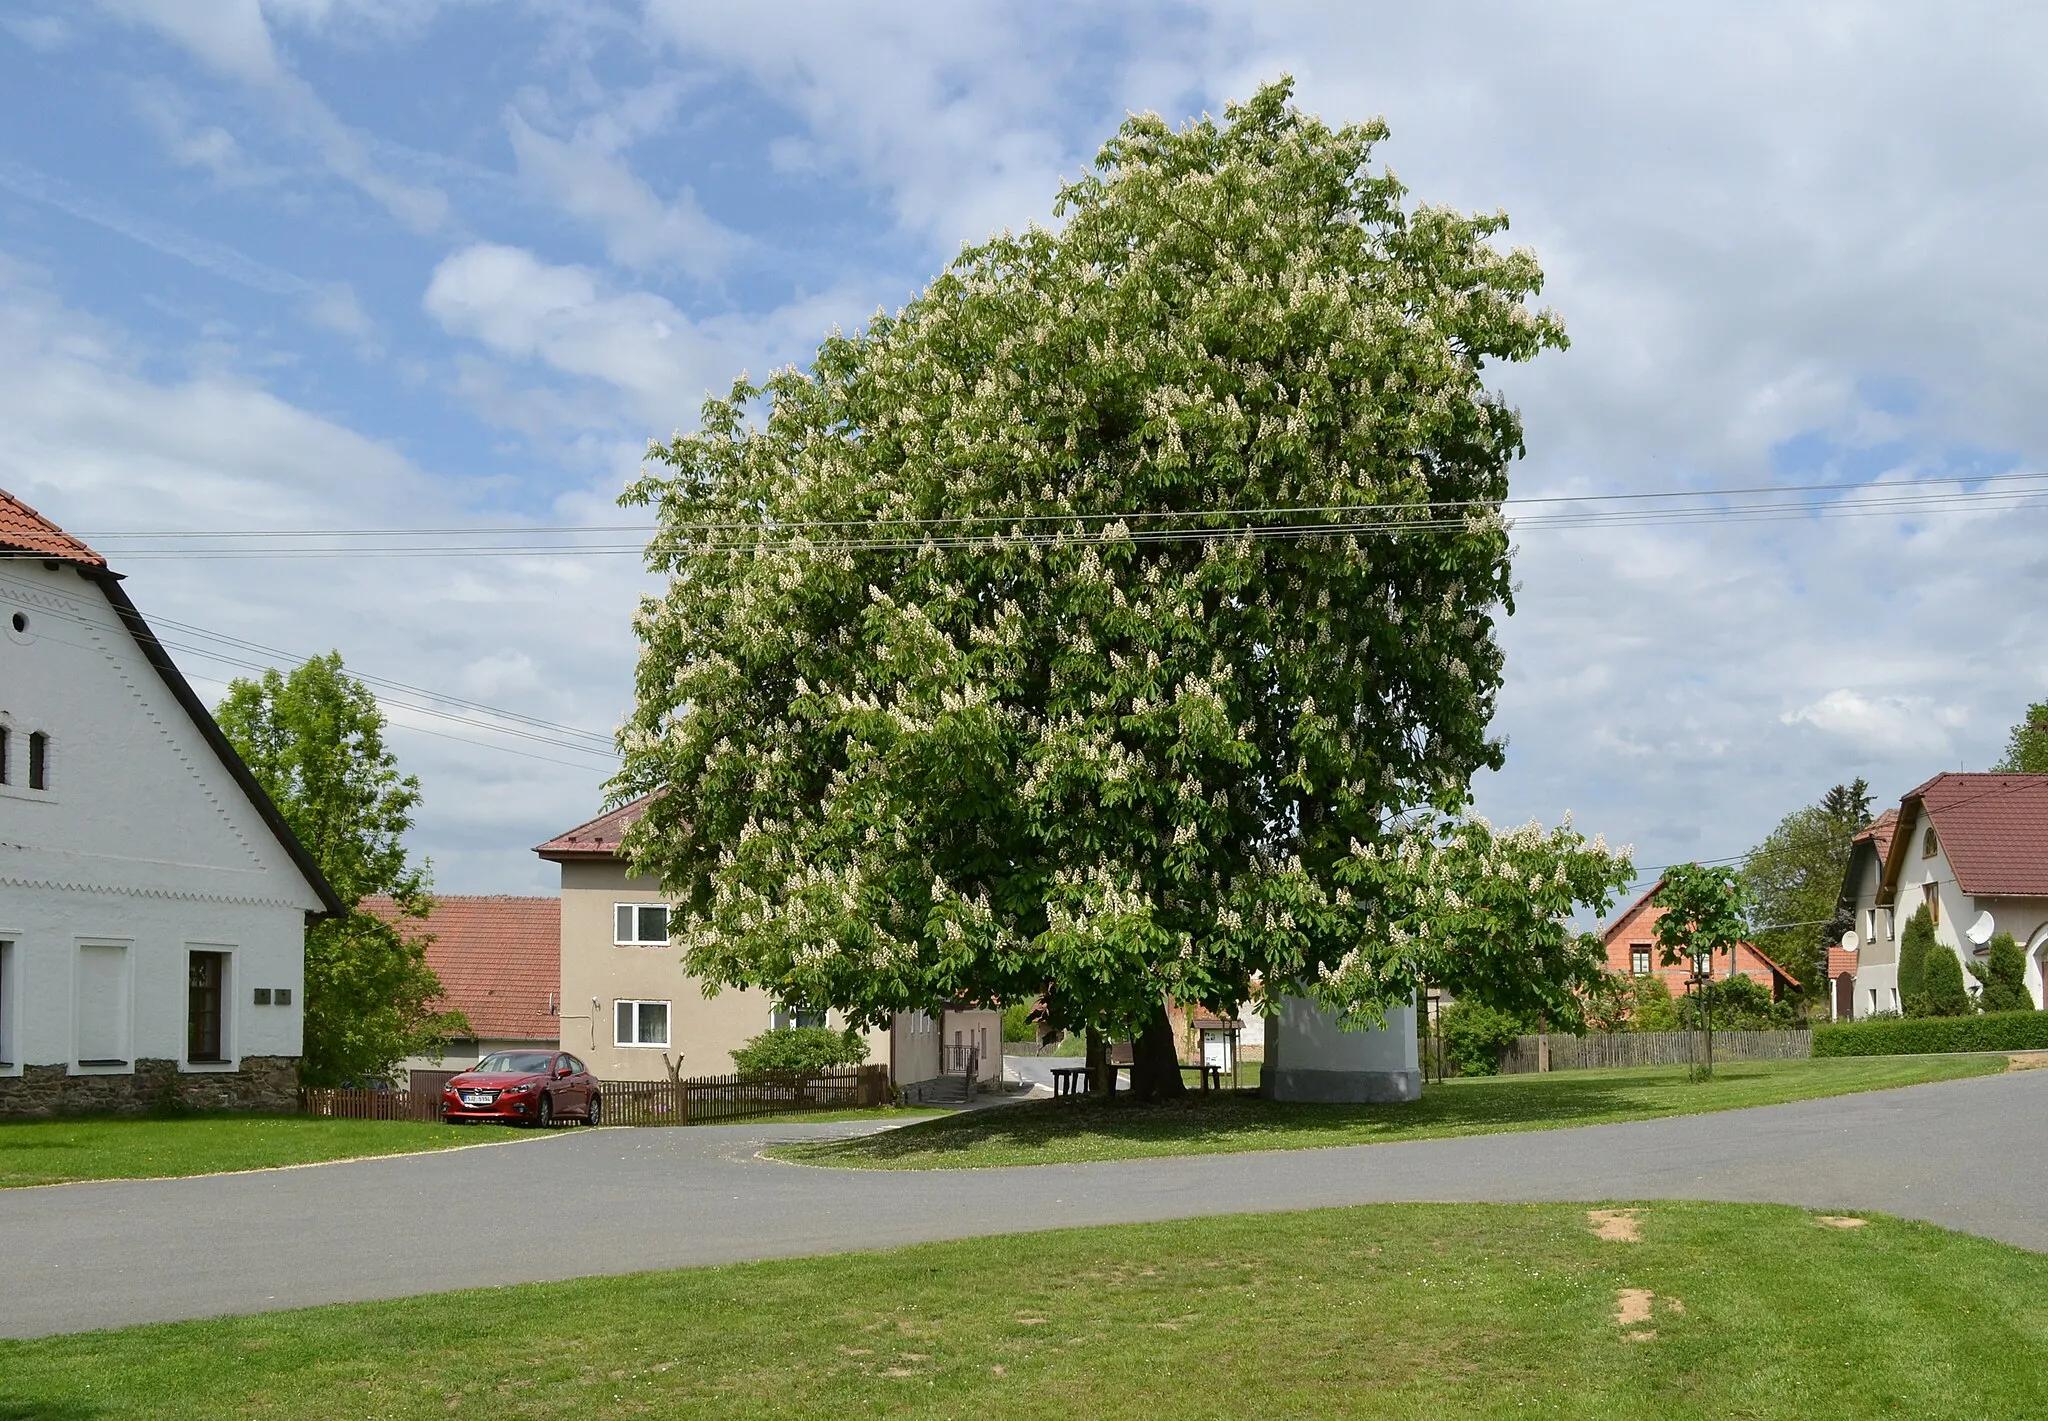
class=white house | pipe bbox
[1838,774,2048,1016]
[0,491,339,1116]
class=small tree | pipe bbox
[1897,906,1935,1015]
[1922,946,1971,1017]
[1624,973,1682,1033]
[729,1026,869,1075]
[1438,1001,1529,1077]
[1971,932,2034,1014]
[1651,864,1749,1078]
[217,653,465,1085]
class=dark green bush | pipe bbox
[1674,972,1796,1031]
[1897,905,1934,1013]
[729,1025,869,1074]
[1922,946,1971,1017]
[1439,1002,1530,1076]
[1002,1003,1037,1042]
[1812,1010,2048,1057]
[1973,933,2032,1014]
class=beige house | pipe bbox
[536,799,1000,1088]
[1839,774,2048,1016]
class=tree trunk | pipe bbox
[1085,1027,1113,1101]
[1129,1002,1188,1102]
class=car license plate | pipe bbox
[461,1091,494,1105]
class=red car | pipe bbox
[442,1051,601,1127]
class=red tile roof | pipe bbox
[1827,946,1858,980]
[363,895,559,1042]
[534,795,650,861]
[0,488,105,567]
[1854,808,1898,866]
[1899,773,2048,898]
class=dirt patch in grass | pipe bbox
[1588,1209,1641,1242]
[1816,1215,1868,1229]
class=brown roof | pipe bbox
[534,795,649,861]
[1884,773,2048,900]
[1827,945,1858,980]
[0,489,105,567]
[364,895,560,1042]
[1854,808,1898,866]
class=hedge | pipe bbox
[1811,1010,2048,1057]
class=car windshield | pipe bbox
[471,1052,554,1075]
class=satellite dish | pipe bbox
[1966,911,1995,947]
[1840,930,1859,953]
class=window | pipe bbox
[187,951,227,1064]
[1629,944,1652,975]
[1693,950,1713,978]
[1865,909,1875,944]
[1869,987,1879,1014]
[0,725,8,784]
[1922,826,1938,858]
[26,731,47,791]
[75,942,130,1068]
[0,940,13,1068]
[772,1006,826,1030]
[614,903,670,946]
[1890,987,1901,1012]
[1923,882,1940,928]
[613,999,669,1047]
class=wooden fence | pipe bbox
[1498,1029,1812,1074]
[302,1064,891,1127]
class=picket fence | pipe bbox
[1497,1029,1811,1075]
[302,1064,890,1127]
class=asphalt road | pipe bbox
[4,1069,2044,1339]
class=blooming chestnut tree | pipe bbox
[614,80,1587,1096]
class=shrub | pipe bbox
[1973,933,2033,1014]
[1675,972,1796,1031]
[1623,974,1682,1033]
[1922,946,1972,1017]
[1439,1001,1530,1077]
[1002,1003,1037,1042]
[1812,1010,2048,1056]
[1897,905,1934,1013]
[729,1025,869,1075]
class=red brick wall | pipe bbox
[1603,897,1785,995]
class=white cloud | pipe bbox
[98,0,449,231]
[0,257,643,891]
[1784,691,1969,756]
[505,98,742,277]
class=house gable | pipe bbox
[0,557,333,915]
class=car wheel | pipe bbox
[537,1093,554,1128]
[441,1113,456,1126]
[585,1093,602,1127]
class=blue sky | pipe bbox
[4,2,2046,896]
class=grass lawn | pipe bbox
[786,1053,2006,1170]
[0,1115,528,1188]
[746,1105,954,1126]
[2,1201,2043,1418]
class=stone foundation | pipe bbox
[0,1056,300,1118]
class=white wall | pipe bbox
[0,560,320,1075]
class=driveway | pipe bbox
[3,1069,2044,1339]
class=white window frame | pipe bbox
[771,1006,827,1031]
[72,938,134,1074]
[182,943,238,1072]
[613,999,671,1048]
[1629,945,1652,975]
[613,903,672,947]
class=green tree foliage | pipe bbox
[216,653,464,1085]
[1897,905,1935,1014]
[1651,865,1749,974]
[1001,1003,1038,1042]
[1674,973,1795,1031]
[729,1026,869,1075]
[1921,946,1971,1017]
[613,80,1590,1100]
[1741,779,1871,1009]
[1970,932,2034,1014]
[1992,702,2048,774]
[1438,1001,1529,1077]
[1609,973,1682,1033]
